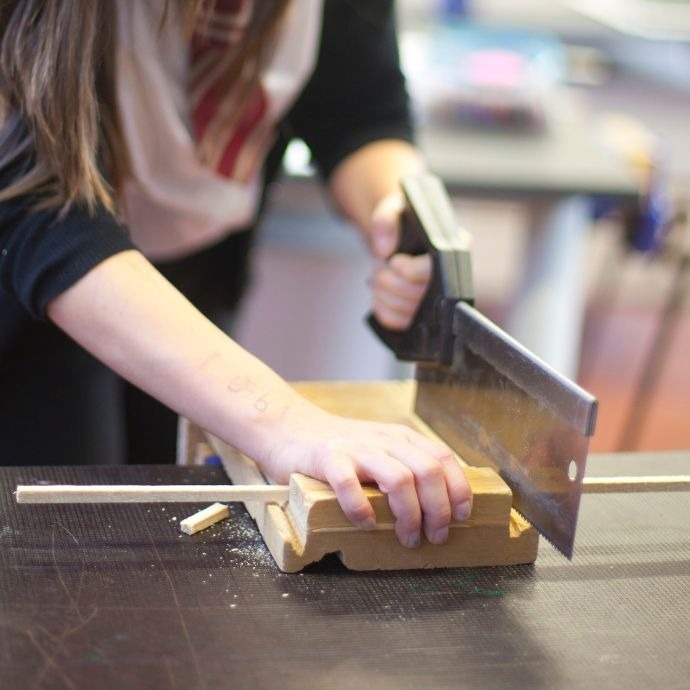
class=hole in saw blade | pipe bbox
[567,460,578,482]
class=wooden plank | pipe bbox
[315,517,538,571]
[281,468,538,571]
[287,468,512,545]
[287,381,538,570]
[289,380,416,423]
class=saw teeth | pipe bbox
[514,507,573,560]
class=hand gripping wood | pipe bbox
[201,434,539,572]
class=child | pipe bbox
[0,0,472,547]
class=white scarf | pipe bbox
[116,0,322,260]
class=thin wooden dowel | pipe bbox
[15,484,290,504]
[583,475,690,493]
[15,474,690,506]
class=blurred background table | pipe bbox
[418,92,639,376]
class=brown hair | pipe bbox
[0,0,289,214]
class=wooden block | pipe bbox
[202,381,540,572]
[286,468,513,546]
[307,515,537,571]
[206,437,538,573]
[285,380,417,424]
[180,503,229,535]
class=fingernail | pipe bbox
[453,500,472,521]
[430,526,449,545]
[356,516,377,531]
[405,531,421,549]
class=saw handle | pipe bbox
[367,173,474,364]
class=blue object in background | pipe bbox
[592,150,672,253]
[629,165,672,252]
[442,0,471,17]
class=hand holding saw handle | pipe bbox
[368,173,599,559]
[368,173,474,365]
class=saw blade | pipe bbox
[415,302,598,558]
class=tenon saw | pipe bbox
[369,173,598,558]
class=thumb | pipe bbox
[369,192,405,259]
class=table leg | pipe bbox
[504,195,593,379]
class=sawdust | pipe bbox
[179,504,276,570]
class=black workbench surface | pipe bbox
[1,453,688,690]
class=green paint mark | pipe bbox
[408,575,505,597]
[453,576,506,597]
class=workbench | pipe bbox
[1,452,688,690]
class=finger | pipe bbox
[370,261,428,330]
[355,450,422,548]
[439,454,473,521]
[322,454,377,530]
[372,288,422,319]
[406,433,473,521]
[372,297,415,331]
[385,441,453,544]
[372,265,428,302]
[370,193,405,258]
[388,253,432,284]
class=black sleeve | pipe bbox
[0,184,136,321]
[284,0,414,179]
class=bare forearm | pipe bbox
[46,250,298,464]
[328,139,425,237]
